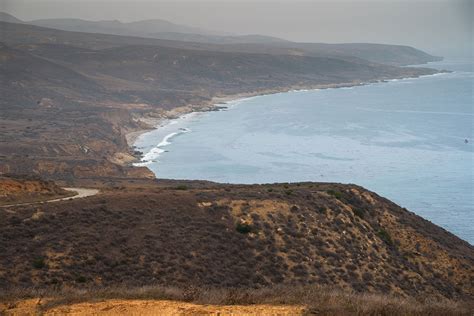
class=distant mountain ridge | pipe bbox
[0,16,441,67]
[0,11,441,64]
[0,12,289,45]
[29,17,219,37]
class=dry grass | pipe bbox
[2,285,472,316]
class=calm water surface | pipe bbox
[135,60,474,244]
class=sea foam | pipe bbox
[134,128,190,167]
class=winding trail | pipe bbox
[0,188,99,208]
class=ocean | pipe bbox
[134,60,473,244]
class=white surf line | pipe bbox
[0,187,99,208]
[134,127,192,167]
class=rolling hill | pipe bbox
[0,181,472,301]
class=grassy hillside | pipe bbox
[1,182,472,302]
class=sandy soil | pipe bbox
[1,299,305,315]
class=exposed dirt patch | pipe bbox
[1,299,304,315]
[0,175,75,206]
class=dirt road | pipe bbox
[0,188,99,208]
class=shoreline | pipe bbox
[125,70,447,166]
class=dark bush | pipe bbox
[32,257,46,269]
[290,205,299,213]
[377,229,393,246]
[353,208,365,218]
[327,190,342,199]
[175,185,188,190]
[236,223,252,234]
[346,263,357,271]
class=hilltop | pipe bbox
[1,181,472,298]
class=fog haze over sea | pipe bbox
[135,60,474,243]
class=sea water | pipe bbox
[134,60,473,244]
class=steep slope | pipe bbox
[0,182,472,302]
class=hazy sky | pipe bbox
[1,0,472,57]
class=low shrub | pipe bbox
[353,208,365,218]
[327,190,342,199]
[377,229,393,246]
[32,257,46,269]
[76,276,87,283]
[175,185,188,190]
[235,223,252,234]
